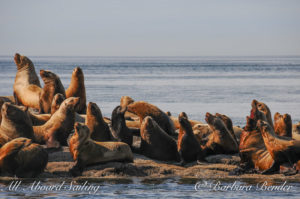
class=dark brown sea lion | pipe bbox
[0,103,35,140]
[110,106,134,146]
[177,112,204,165]
[127,101,176,135]
[293,122,300,140]
[33,97,79,148]
[69,122,133,176]
[13,53,42,109]
[86,102,111,141]
[202,112,238,156]
[66,67,86,114]
[274,112,292,137]
[258,120,300,174]
[140,116,180,161]
[238,116,274,172]
[0,138,48,178]
[39,70,66,114]
[51,93,65,115]
[215,113,238,145]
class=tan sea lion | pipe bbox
[86,102,111,141]
[13,53,42,109]
[177,112,204,165]
[120,96,139,120]
[192,123,212,146]
[293,122,300,140]
[274,112,292,137]
[238,116,274,172]
[202,112,238,156]
[140,116,180,161]
[258,120,300,174]
[127,101,176,135]
[0,103,35,140]
[0,138,48,178]
[110,106,135,146]
[33,97,80,148]
[66,67,86,114]
[39,70,66,113]
[69,122,133,176]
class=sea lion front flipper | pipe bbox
[261,161,280,175]
[69,159,85,177]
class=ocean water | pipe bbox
[0,56,300,198]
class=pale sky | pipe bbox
[0,0,300,56]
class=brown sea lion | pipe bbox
[169,115,203,130]
[274,112,292,137]
[33,97,80,148]
[66,67,86,114]
[177,112,204,165]
[238,116,274,172]
[86,102,111,141]
[27,112,51,126]
[39,70,66,114]
[258,120,300,174]
[202,112,238,156]
[51,93,66,115]
[110,106,134,146]
[293,122,300,140]
[215,113,238,145]
[251,99,273,127]
[192,124,212,146]
[127,101,176,135]
[0,138,48,178]
[0,103,35,140]
[69,122,133,176]
[13,53,42,109]
[140,116,180,161]
[0,96,15,104]
[120,96,139,120]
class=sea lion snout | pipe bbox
[14,53,21,64]
[205,112,213,124]
[178,112,188,123]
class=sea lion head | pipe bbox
[112,105,127,120]
[1,102,31,125]
[250,100,268,123]
[205,112,227,132]
[40,70,59,84]
[251,99,273,126]
[87,102,103,118]
[141,116,156,133]
[72,67,84,81]
[14,53,34,70]
[257,120,273,139]
[274,112,292,137]
[216,113,233,131]
[74,122,90,142]
[120,96,134,108]
[244,116,257,131]
[51,93,65,115]
[178,112,193,132]
[60,97,80,111]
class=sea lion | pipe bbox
[215,113,238,145]
[27,111,51,126]
[252,99,273,127]
[274,112,292,137]
[202,112,238,156]
[139,116,180,161]
[169,115,203,130]
[0,138,48,178]
[39,70,66,114]
[238,116,274,172]
[66,67,86,114]
[0,96,15,104]
[127,101,176,135]
[69,122,133,176]
[33,97,80,148]
[13,53,42,109]
[86,102,111,141]
[0,133,10,148]
[177,112,204,165]
[192,123,212,146]
[110,106,134,146]
[293,122,300,140]
[258,120,300,174]
[120,96,139,120]
[0,103,35,140]
[50,93,66,115]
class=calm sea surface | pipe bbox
[0,56,300,198]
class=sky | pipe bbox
[0,0,300,56]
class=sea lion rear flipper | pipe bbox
[261,161,280,175]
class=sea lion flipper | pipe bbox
[69,159,85,177]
